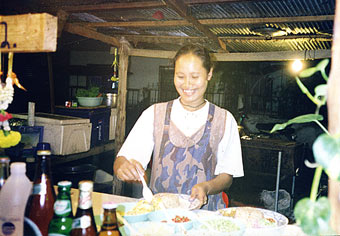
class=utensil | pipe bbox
[136,168,154,203]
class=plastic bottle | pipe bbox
[70,180,97,236]
[0,157,10,191]
[0,162,32,236]
[26,142,56,236]
[48,181,73,236]
[98,202,121,236]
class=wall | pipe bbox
[68,50,170,90]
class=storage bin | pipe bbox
[12,113,91,155]
[55,106,110,147]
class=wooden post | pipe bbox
[113,38,130,195]
[327,0,340,233]
[47,54,55,113]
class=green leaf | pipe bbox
[313,133,340,180]
[299,67,318,78]
[314,84,327,98]
[294,197,333,235]
[315,59,330,73]
[270,114,323,133]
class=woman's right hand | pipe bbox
[114,156,145,182]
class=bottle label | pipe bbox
[32,183,47,195]
[1,222,16,235]
[54,200,71,215]
[78,191,92,209]
[72,216,91,229]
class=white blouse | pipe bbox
[117,98,244,177]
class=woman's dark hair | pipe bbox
[173,44,214,72]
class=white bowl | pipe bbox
[76,97,103,107]
[119,221,175,236]
[217,207,289,236]
[116,201,152,223]
[147,208,196,232]
[192,215,246,236]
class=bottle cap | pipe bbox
[36,142,51,151]
[0,157,10,163]
[10,162,26,173]
[58,180,72,188]
[78,180,93,191]
[102,201,118,209]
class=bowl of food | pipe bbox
[116,201,153,223]
[217,207,289,236]
[151,192,201,210]
[190,214,245,236]
[147,208,196,232]
[119,221,175,236]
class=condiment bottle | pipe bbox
[0,162,32,236]
[0,156,10,191]
[48,181,73,236]
[71,180,97,236]
[26,142,56,236]
[98,202,121,236]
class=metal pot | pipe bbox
[105,93,117,107]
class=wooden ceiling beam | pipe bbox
[164,0,228,52]
[61,1,166,12]
[121,34,332,43]
[60,0,268,12]
[82,15,334,28]
[129,48,331,61]
[63,23,121,47]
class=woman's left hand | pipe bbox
[190,183,209,207]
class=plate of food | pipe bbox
[217,207,288,236]
[151,192,201,210]
[189,214,246,236]
[148,208,197,232]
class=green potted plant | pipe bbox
[76,87,103,107]
[271,59,339,235]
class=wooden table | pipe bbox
[54,187,137,216]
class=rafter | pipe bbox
[81,15,334,28]
[63,23,121,47]
[164,0,227,51]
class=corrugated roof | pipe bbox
[1,0,335,53]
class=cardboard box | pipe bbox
[12,113,92,155]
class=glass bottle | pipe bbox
[48,180,73,236]
[0,156,10,191]
[26,142,56,236]
[71,180,97,236]
[98,202,121,236]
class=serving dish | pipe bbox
[116,201,151,223]
[148,208,196,232]
[119,221,175,236]
[217,207,289,236]
[152,192,201,210]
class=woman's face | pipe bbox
[174,53,212,107]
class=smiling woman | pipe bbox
[114,44,244,211]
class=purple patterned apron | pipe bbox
[149,100,227,210]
